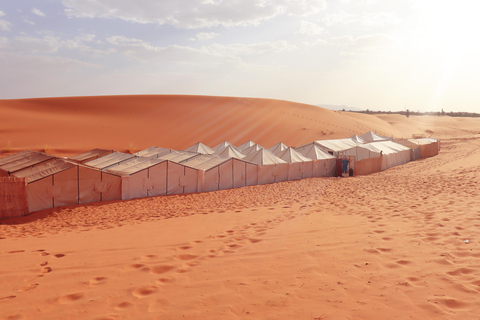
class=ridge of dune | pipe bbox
[1,95,401,157]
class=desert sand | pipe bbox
[1,95,480,319]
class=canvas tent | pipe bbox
[268,142,289,154]
[274,147,313,180]
[406,138,439,158]
[0,151,55,177]
[360,131,393,143]
[295,143,337,177]
[366,141,411,170]
[215,145,246,159]
[134,146,176,159]
[296,138,381,162]
[68,149,113,164]
[181,155,258,192]
[158,150,198,163]
[396,140,422,161]
[350,135,367,144]
[85,152,136,170]
[241,144,264,155]
[184,142,215,155]
[105,157,167,200]
[243,149,288,185]
[212,141,240,153]
[237,140,256,151]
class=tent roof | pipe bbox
[360,131,392,143]
[315,138,361,152]
[184,142,215,155]
[212,141,239,153]
[365,141,410,154]
[158,150,198,163]
[276,147,312,163]
[0,151,55,174]
[241,144,264,155]
[396,140,421,149]
[85,152,135,169]
[105,157,165,176]
[407,138,438,145]
[181,154,227,170]
[134,146,175,158]
[237,140,256,151]
[68,149,112,162]
[295,143,336,160]
[243,149,286,165]
[350,135,367,144]
[215,145,245,159]
[268,142,289,154]
[13,159,76,183]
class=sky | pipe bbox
[0,0,479,113]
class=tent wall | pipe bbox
[354,157,382,176]
[287,162,305,181]
[258,165,275,185]
[147,162,168,197]
[233,159,246,188]
[120,162,168,200]
[313,159,336,177]
[304,161,314,179]
[51,166,79,208]
[79,166,101,204]
[100,172,122,201]
[273,163,289,183]
[0,177,28,219]
[167,162,198,195]
[245,163,258,186]
[420,141,439,158]
[26,176,53,213]
[218,160,234,190]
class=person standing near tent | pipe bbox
[341,156,349,175]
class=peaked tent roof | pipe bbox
[243,149,287,165]
[184,142,215,155]
[268,142,289,154]
[350,135,366,144]
[241,144,264,155]
[407,138,438,145]
[295,143,336,160]
[0,151,55,174]
[13,159,76,183]
[85,152,135,170]
[365,141,409,155]
[276,147,312,163]
[158,150,198,163]
[237,140,256,151]
[360,131,392,143]
[212,141,239,153]
[134,146,175,158]
[105,157,165,176]
[68,149,113,163]
[215,146,245,159]
[315,138,361,152]
[180,154,230,170]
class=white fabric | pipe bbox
[241,144,264,155]
[158,150,197,163]
[237,140,256,151]
[215,146,245,159]
[69,149,112,164]
[360,131,392,143]
[366,141,411,170]
[184,142,215,154]
[268,142,288,154]
[134,146,174,158]
[85,152,135,170]
[212,141,240,153]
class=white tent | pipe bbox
[237,140,256,151]
[134,146,176,159]
[85,152,136,170]
[396,140,422,161]
[181,155,258,192]
[274,147,313,180]
[212,141,240,153]
[296,138,381,161]
[268,142,289,154]
[241,144,264,155]
[215,145,245,159]
[184,142,215,155]
[350,135,367,144]
[105,157,168,200]
[243,149,288,185]
[360,131,393,143]
[68,149,113,164]
[366,141,411,170]
[294,143,337,177]
[157,150,198,163]
[0,151,55,177]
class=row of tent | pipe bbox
[0,132,439,217]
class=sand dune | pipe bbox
[1,95,480,319]
[1,95,404,156]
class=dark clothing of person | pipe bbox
[342,159,349,173]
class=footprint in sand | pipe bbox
[58,293,85,304]
[175,254,198,260]
[156,277,175,285]
[7,250,25,254]
[17,283,38,292]
[115,301,134,310]
[132,286,158,298]
[89,277,108,286]
[149,265,176,275]
[41,267,52,274]
[124,263,150,272]
[54,253,66,258]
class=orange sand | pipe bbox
[1,95,480,319]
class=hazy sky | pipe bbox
[1,1,478,112]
